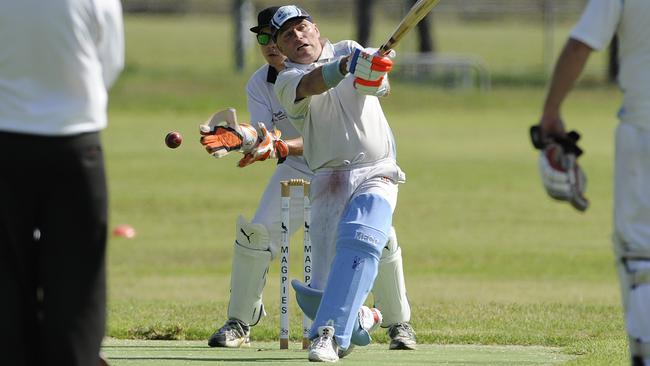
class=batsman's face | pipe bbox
[276,19,321,65]
[258,26,286,70]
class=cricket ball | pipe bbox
[165,131,182,149]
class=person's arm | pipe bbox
[284,136,304,156]
[533,38,593,212]
[540,38,593,136]
[294,57,349,100]
[95,0,125,89]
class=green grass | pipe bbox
[105,15,627,365]
[102,339,574,365]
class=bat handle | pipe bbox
[378,44,391,56]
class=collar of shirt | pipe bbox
[266,65,279,84]
[284,39,336,72]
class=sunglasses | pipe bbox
[256,32,273,46]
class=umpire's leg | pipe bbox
[0,131,42,366]
[38,132,108,365]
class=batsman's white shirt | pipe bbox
[0,0,124,136]
[275,40,398,172]
[572,0,650,256]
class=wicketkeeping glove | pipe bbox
[200,124,258,158]
[237,124,289,168]
[199,109,258,158]
[530,125,589,212]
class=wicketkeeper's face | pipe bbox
[258,26,285,69]
[275,19,321,65]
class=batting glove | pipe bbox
[531,125,589,211]
[346,47,395,82]
[354,75,390,97]
[238,124,289,168]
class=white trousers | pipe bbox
[252,161,313,258]
[228,159,410,326]
[614,122,650,258]
[309,159,404,291]
[613,122,650,360]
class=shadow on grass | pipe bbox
[108,356,298,362]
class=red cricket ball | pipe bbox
[165,131,182,149]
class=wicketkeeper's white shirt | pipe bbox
[0,0,124,136]
[275,40,397,172]
[246,63,309,171]
[571,0,650,126]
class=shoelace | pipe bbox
[222,320,246,337]
[314,335,333,350]
[389,323,415,338]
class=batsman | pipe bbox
[198,6,416,352]
[268,4,418,362]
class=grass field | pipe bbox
[104,14,627,365]
[102,339,575,365]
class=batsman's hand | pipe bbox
[346,47,395,82]
[238,124,289,168]
[199,123,258,158]
[530,124,589,212]
[354,75,390,97]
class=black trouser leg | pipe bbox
[0,131,107,366]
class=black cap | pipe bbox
[249,6,281,33]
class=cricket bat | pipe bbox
[379,0,442,55]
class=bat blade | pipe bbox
[379,0,441,55]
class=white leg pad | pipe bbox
[618,259,650,359]
[372,228,411,326]
[227,216,273,325]
[236,215,270,251]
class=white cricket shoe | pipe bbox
[308,326,339,363]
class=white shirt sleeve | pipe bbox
[274,68,310,132]
[94,0,125,89]
[570,0,621,51]
[246,78,272,130]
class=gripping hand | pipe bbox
[354,76,390,97]
[530,125,589,212]
[238,124,289,168]
[346,48,394,82]
[199,108,258,158]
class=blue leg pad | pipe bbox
[292,280,372,346]
[292,280,321,320]
[309,193,393,349]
